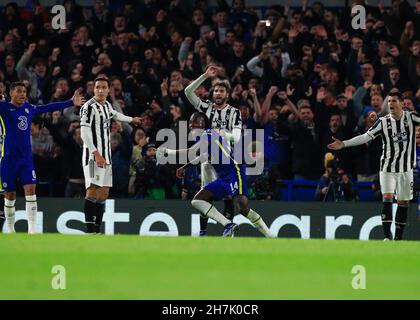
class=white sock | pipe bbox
[192,199,230,226]
[4,199,16,233]
[246,209,274,238]
[26,195,37,234]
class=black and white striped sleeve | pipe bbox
[343,119,381,147]
[231,108,242,130]
[224,108,242,143]
[109,104,133,123]
[184,74,209,112]
[411,111,420,125]
[366,118,383,139]
[80,103,97,152]
[80,103,93,128]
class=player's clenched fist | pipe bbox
[204,65,219,79]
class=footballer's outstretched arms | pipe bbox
[328,115,380,150]
[157,138,205,158]
[109,106,142,125]
[184,66,218,109]
[33,89,86,115]
[328,133,374,150]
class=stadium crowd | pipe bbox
[0,0,419,201]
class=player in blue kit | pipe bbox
[0,82,85,233]
[161,112,273,237]
[0,92,5,231]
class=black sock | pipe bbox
[381,201,393,239]
[200,215,208,232]
[223,199,235,221]
[394,205,408,240]
[0,211,5,232]
[95,202,105,234]
[84,199,96,234]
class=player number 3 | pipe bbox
[18,116,28,131]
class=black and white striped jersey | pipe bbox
[195,100,242,132]
[367,111,420,172]
[80,98,116,166]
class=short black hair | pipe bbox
[94,76,110,86]
[10,81,25,91]
[389,91,403,101]
[190,112,210,129]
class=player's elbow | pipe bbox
[184,83,193,95]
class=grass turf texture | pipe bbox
[1,234,420,300]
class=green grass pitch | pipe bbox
[1,234,420,300]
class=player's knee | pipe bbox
[86,187,97,200]
[24,185,36,196]
[191,199,211,214]
[397,201,409,207]
[5,192,16,201]
[238,207,249,216]
[96,188,109,201]
[191,199,200,209]
[383,195,393,203]
[236,203,248,216]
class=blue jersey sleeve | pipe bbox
[32,100,73,115]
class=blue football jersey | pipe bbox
[0,100,73,157]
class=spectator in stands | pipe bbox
[128,127,148,197]
[352,107,382,182]
[47,117,85,198]
[16,43,49,103]
[110,122,133,198]
[30,117,58,182]
[278,103,322,180]
[0,0,417,200]
[315,153,357,202]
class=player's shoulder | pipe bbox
[105,100,115,111]
[24,101,35,111]
[0,100,13,109]
[408,110,420,116]
[200,128,214,139]
[201,128,212,136]
[226,103,238,111]
[80,98,96,115]
[81,98,96,110]
[200,99,212,108]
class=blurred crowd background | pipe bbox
[0,0,419,201]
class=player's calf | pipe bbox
[191,199,231,227]
[243,208,274,238]
[199,199,234,236]
[236,197,273,238]
[95,200,105,234]
[394,201,409,240]
[4,198,15,233]
[381,196,393,240]
[25,195,37,234]
[84,197,97,234]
